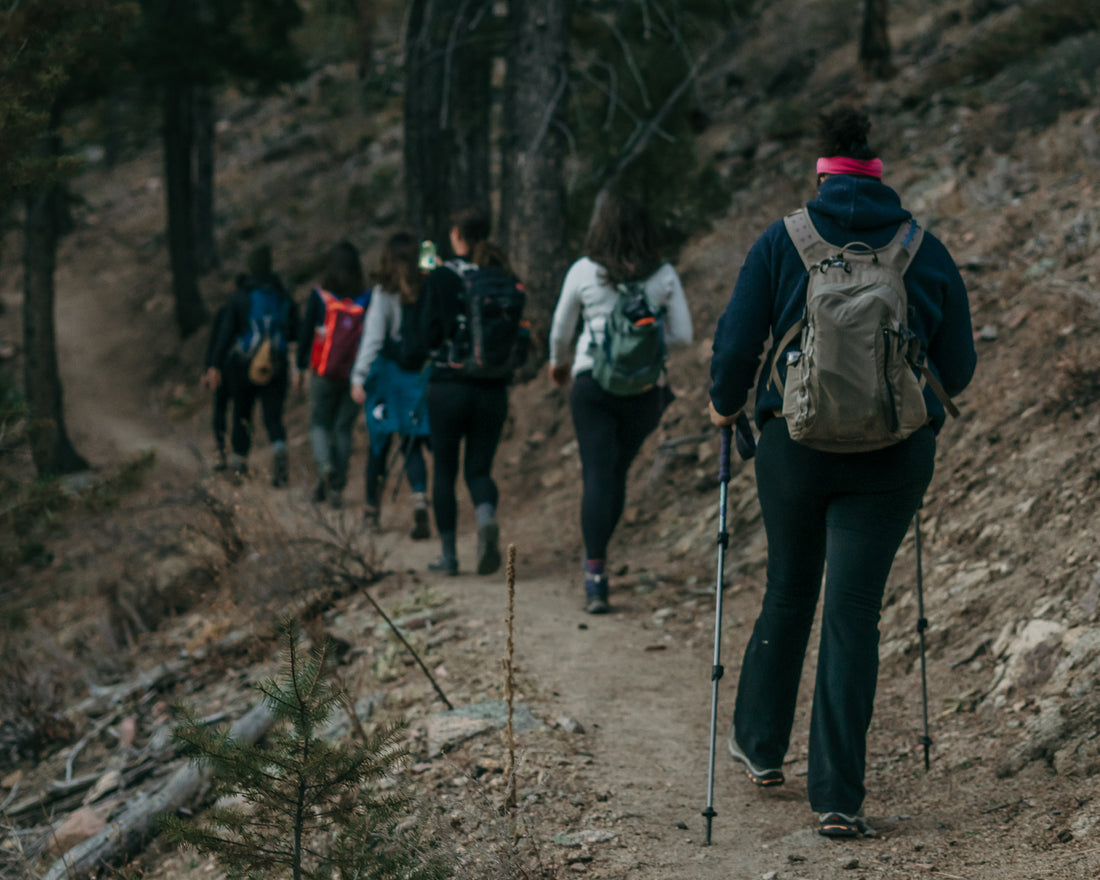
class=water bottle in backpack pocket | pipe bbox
[590,281,667,397]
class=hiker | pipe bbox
[708,108,976,838]
[299,240,371,510]
[209,245,300,485]
[350,231,431,538]
[201,282,241,472]
[408,206,527,576]
[548,193,693,614]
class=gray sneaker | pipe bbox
[727,728,784,787]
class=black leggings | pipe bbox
[427,380,508,533]
[570,371,665,562]
[227,356,288,457]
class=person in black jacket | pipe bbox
[208,245,300,485]
[709,108,976,838]
[407,207,513,577]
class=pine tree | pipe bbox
[161,621,451,880]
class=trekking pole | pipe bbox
[702,424,733,846]
[914,505,933,771]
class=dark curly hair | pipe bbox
[818,107,876,159]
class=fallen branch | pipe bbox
[40,700,274,880]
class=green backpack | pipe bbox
[590,281,667,397]
[771,209,957,452]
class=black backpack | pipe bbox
[438,260,529,380]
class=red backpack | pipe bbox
[309,288,370,380]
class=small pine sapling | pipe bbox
[161,620,451,880]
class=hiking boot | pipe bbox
[584,573,610,615]
[410,493,430,541]
[363,503,380,531]
[428,554,459,577]
[213,447,228,472]
[329,490,343,511]
[727,728,785,787]
[311,474,328,503]
[272,450,289,488]
[818,812,876,839]
[230,456,248,485]
[476,518,501,575]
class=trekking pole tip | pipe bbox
[702,807,716,846]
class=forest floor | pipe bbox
[3,7,1100,878]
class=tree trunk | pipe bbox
[859,0,894,80]
[499,0,571,354]
[193,82,218,273]
[445,2,492,229]
[23,182,89,477]
[404,0,492,250]
[163,77,207,338]
[355,0,374,80]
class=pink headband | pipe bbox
[816,156,883,178]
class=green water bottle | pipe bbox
[418,239,438,271]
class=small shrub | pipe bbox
[0,644,76,768]
[161,620,452,880]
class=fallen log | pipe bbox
[41,700,274,880]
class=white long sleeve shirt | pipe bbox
[350,285,400,387]
[548,257,693,377]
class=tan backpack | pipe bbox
[770,209,957,452]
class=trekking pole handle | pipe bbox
[718,425,732,484]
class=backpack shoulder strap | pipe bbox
[879,218,924,274]
[783,209,832,270]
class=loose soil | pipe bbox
[3,5,1100,878]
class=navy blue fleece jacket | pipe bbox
[709,174,977,431]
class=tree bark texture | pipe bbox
[163,77,207,338]
[860,0,894,80]
[499,0,571,350]
[355,0,374,79]
[404,0,492,249]
[23,182,89,477]
[193,82,218,273]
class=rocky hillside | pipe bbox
[1,1,1099,878]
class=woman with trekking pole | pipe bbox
[707,108,976,838]
[548,193,693,614]
[350,231,432,538]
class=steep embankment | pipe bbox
[2,2,1099,879]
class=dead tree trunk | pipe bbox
[404,0,492,249]
[355,0,374,79]
[193,82,218,273]
[23,178,89,477]
[499,0,571,353]
[163,76,207,338]
[41,701,275,880]
[860,0,894,80]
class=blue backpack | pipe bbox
[237,286,289,385]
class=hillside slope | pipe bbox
[2,1,1099,878]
